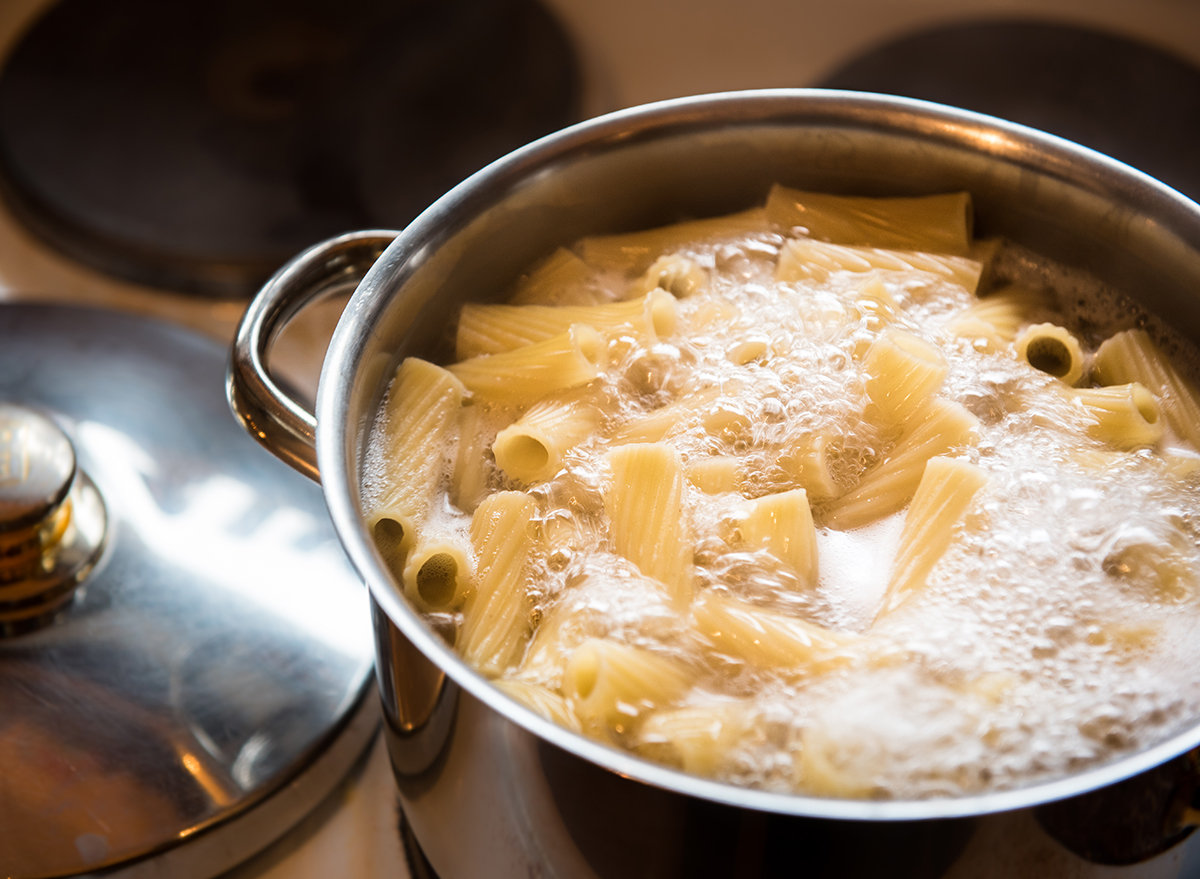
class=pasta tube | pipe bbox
[737,488,818,588]
[448,324,603,404]
[611,387,721,445]
[863,327,949,423]
[626,254,708,299]
[687,456,742,494]
[403,535,473,612]
[877,456,988,619]
[492,678,582,732]
[778,434,840,500]
[1093,329,1200,448]
[369,358,465,580]
[450,403,491,514]
[458,492,537,675]
[603,443,694,605]
[943,284,1048,351]
[492,399,602,484]
[456,289,677,359]
[775,238,981,293]
[765,185,973,255]
[693,593,861,671]
[1015,323,1086,386]
[636,702,755,775]
[562,639,693,734]
[1069,383,1165,449]
[823,398,980,530]
[578,208,770,274]
[509,247,596,306]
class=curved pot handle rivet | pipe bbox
[227,230,400,482]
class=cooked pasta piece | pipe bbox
[604,443,693,605]
[458,491,537,674]
[943,284,1047,351]
[636,702,756,775]
[578,208,771,274]
[492,678,582,732]
[1093,329,1200,448]
[610,387,722,444]
[450,403,491,514]
[727,337,769,365]
[876,456,988,619]
[774,238,981,293]
[456,289,677,359]
[403,535,473,613]
[562,639,693,734]
[509,247,598,306]
[493,399,602,484]
[369,358,465,579]
[863,327,949,423]
[1015,323,1086,386]
[448,324,603,404]
[626,254,708,299]
[687,456,742,494]
[823,398,981,530]
[693,593,862,671]
[1068,383,1165,449]
[778,434,840,500]
[737,488,818,588]
[764,186,973,255]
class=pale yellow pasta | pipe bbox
[777,434,840,500]
[701,404,752,442]
[562,639,692,734]
[458,491,537,675]
[636,702,756,775]
[1015,323,1086,386]
[610,387,721,444]
[578,208,771,274]
[625,254,708,299]
[737,488,818,588]
[448,324,602,404]
[693,593,861,671]
[492,678,582,732]
[1093,329,1200,448]
[764,186,973,255]
[369,358,465,579]
[823,398,981,530]
[877,456,989,619]
[1068,383,1165,449]
[687,456,742,494]
[456,289,677,359]
[943,284,1047,351]
[726,338,769,365]
[604,443,693,605]
[795,722,881,799]
[492,399,602,484]
[403,536,473,613]
[450,403,491,514]
[863,327,949,423]
[509,246,598,306]
[774,238,981,293]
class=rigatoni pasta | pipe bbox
[366,185,1200,802]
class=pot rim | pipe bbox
[317,87,1200,821]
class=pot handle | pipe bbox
[227,230,399,482]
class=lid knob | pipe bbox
[0,403,106,635]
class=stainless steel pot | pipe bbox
[228,90,1200,877]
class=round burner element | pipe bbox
[817,20,1200,202]
[0,0,581,297]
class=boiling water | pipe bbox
[365,224,1200,800]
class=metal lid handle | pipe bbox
[227,230,399,482]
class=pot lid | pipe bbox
[0,304,376,879]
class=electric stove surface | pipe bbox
[0,0,1198,876]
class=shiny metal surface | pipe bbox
[0,305,376,878]
[234,90,1200,875]
[228,230,399,483]
[0,403,107,635]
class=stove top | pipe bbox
[0,0,1199,877]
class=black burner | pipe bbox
[0,0,580,297]
[817,19,1200,202]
